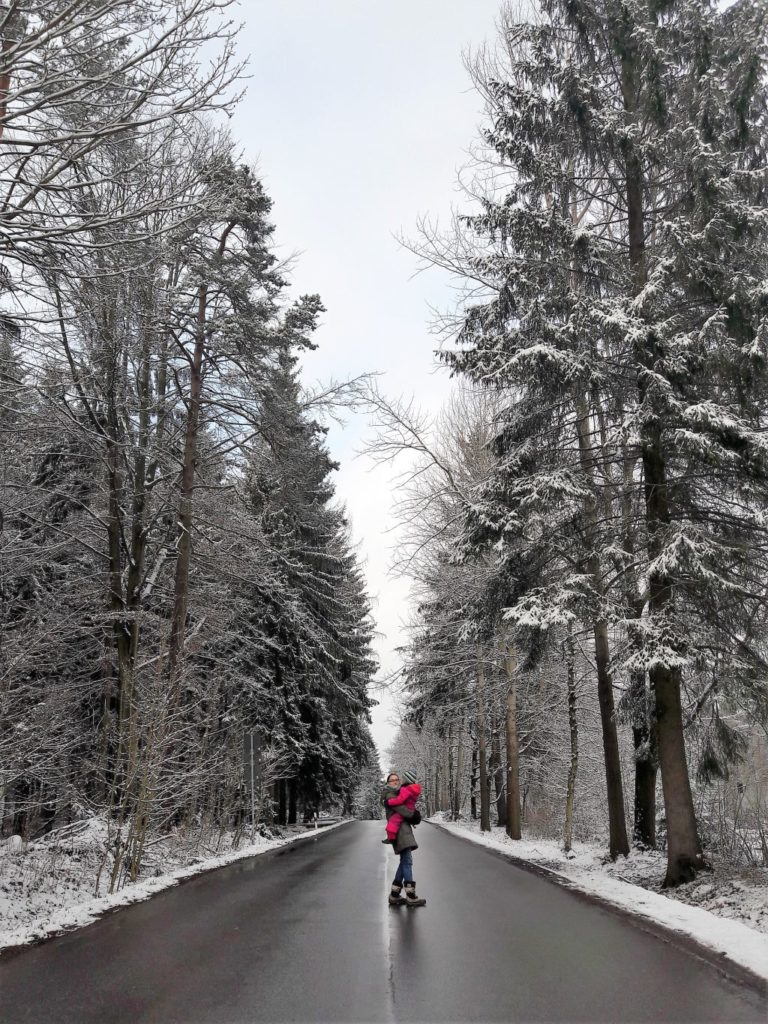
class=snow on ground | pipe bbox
[431,815,768,985]
[0,819,345,954]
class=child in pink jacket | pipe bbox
[383,769,421,844]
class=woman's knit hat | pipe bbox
[402,769,418,785]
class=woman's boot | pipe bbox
[388,883,406,906]
[403,881,426,906]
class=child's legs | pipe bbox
[386,813,402,839]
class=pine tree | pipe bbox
[551,0,768,885]
[244,347,376,817]
[434,0,768,884]
[441,7,633,858]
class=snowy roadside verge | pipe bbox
[0,821,348,956]
[430,818,768,992]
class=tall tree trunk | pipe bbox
[126,315,153,656]
[633,721,657,848]
[166,222,235,702]
[288,779,297,825]
[277,779,287,827]
[476,650,491,832]
[491,709,507,828]
[452,722,464,821]
[441,747,450,812]
[594,619,629,859]
[574,397,629,859]
[447,722,455,819]
[622,57,705,884]
[653,655,703,884]
[618,420,657,850]
[166,282,207,701]
[504,646,522,840]
[566,170,628,859]
[107,429,131,747]
[574,400,629,858]
[627,671,657,848]
[563,626,579,854]
[470,741,478,821]
[121,314,155,788]
[423,762,433,818]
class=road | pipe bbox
[0,821,764,1023]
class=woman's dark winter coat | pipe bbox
[381,785,418,855]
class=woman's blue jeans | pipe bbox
[393,848,413,885]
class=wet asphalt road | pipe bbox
[0,821,764,1024]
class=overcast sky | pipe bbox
[233,1,502,765]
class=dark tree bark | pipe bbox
[633,721,657,848]
[622,52,706,884]
[491,712,507,828]
[594,619,629,858]
[470,742,478,821]
[476,652,491,832]
[505,646,522,840]
[166,280,207,702]
[447,722,455,819]
[574,398,629,859]
[451,722,464,821]
[277,779,287,827]
[563,627,579,853]
[288,779,298,825]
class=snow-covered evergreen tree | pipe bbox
[422,0,768,884]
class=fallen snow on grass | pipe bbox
[431,816,768,984]
[0,820,345,954]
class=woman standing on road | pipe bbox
[381,771,426,907]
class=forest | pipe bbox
[1,0,767,903]
[0,0,378,891]
[380,0,768,889]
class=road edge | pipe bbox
[0,820,354,962]
[429,820,767,999]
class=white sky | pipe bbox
[233,1,501,765]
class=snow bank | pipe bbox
[431,818,768,986]
[0,821,346,954]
